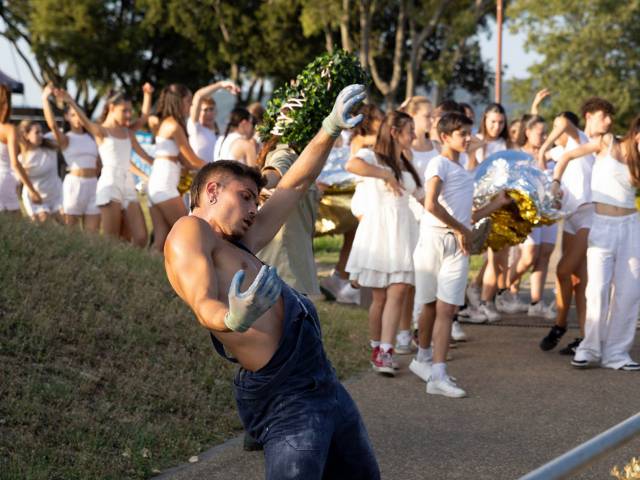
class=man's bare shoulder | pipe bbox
[165,216,217,257]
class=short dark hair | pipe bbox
[558,111,580,128]
[190,160,266,210]
[437,112,473,137]
[581,97,615,118]
[435,100,464,115]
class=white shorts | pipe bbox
[563,203,594,235]
[22,187,62,217]
[148,158,181,205]
[96,167,138,209]
[414,226,469,306]
[0,171,20,211]
[63,175,99,216]
[525,223,558,245]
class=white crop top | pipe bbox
[155,136,179,158]
[63,132,98,170]
[591,141,636,209]
[98,134,131,170]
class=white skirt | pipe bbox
[346,188,418,288]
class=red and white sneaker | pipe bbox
[372,348,396,376]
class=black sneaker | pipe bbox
[539,325,567,351]
[559,337,583,355]
[621,362,640,371]
[571,358,596,369]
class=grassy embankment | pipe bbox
[0,217,369,479]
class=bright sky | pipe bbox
[0,16,540,107]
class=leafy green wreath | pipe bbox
[258,50,370,150]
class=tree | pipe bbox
[508,0,640,130]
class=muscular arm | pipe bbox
[165,218,231,332]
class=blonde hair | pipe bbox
[399,96,432,116]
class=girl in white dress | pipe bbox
[346,111,422,375]
[0,84,40,215]
[17,120,63,223]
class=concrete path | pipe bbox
[156,313,640,480]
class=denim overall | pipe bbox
[210,245,380,479]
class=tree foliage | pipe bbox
[1,0,496,112]
[508,0,640,131]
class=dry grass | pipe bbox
[0,216,369,479]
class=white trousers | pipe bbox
[575,213,640,368]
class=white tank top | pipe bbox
[155,136,179,158]
[591,140,636,209]
[63,132,98,170]
[98,134,131,170]
[214,132,244,161]
[561,130,594,214]
[19,148,61,200]
[0,141,11,174]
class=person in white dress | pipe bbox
[345,110,422,376]
[0,84,41,215]
[17,120,63,223]
[41,84,101,232]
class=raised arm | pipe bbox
[537,116,574,170]
[130,82,154,131]
[530,88,550,115]
[190,80,240,125]
[41,85,68,150]
[53,88,105,140]
[245,84,366,251]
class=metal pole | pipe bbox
[495,0,503,104]
[519,412,640,480]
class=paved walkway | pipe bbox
[156,310,640,480]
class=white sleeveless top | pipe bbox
[0,141,11,174]
[214,132,244,162]
[63,132,98,170]
[591,140,636,209]
[155,136,179,158]
[561,130,594,214]
[19,148,62,201]
[187,118,216,163]
[98,134,131,170]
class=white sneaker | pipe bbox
[409,358,432,382]
[479,303,501,322]
[335,282,361,305]
[426,376,467,398]
[319,271,345,301]
[458,306,488,324]
[528,301,556,320]
[451,321,467,342]
[395,334,414,355]
[466,284,481,308]
[496,291,528,314]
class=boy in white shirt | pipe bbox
[411,112,511,397]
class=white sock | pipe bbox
[431,362,447,380]
[380,343,393,353]
[396,329,411,343]
[370,340,380,349]
[417,347,432,363]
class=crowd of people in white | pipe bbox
[0,79,638,400]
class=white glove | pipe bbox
[322,84,366,137]
[224,265,282,333]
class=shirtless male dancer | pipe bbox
[164,85,380,479]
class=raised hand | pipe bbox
[322,84,367,137]
[217,81,240,95]
[531,88,551,114]
[224,265,282,333]
[142,82,154,95]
